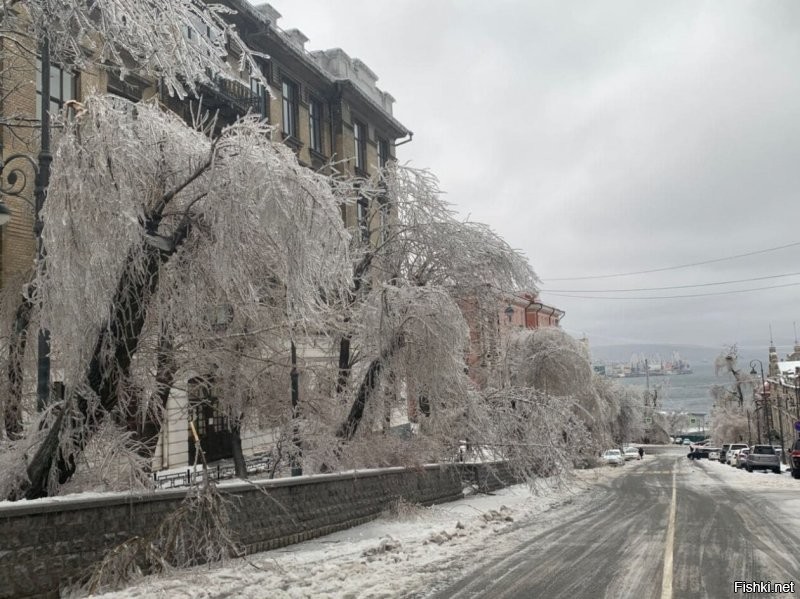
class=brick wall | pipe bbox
[0,462,518,599]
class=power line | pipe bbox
[546,270,800,293]
[548,280,800,300]
[544,240,800,281]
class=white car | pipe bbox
[602,449,624,466]
[727,443,748,465]
[623,447,640,461]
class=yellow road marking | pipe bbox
[660,467,677,599]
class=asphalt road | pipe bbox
[429,447,800,599]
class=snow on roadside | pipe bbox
[693,458,796,490]
[85,467,626,599]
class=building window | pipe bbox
[250,76,267,118]
[377,137,390,168]
[353,120,367,172]
[309,98,323,153]
[281,79,299,138]
[36,60,77,120]
[357,197,369,242]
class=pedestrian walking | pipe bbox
[638,447,644,459]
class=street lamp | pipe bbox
[750,360,772,444]
[0,37,53,411]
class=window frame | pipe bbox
[308,96,324,154]
[353,119,367,172]
[281,78,299,138]
[36,59,77,121]
[377,137,390,168]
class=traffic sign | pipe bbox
[794,420,800,432]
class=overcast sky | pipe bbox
[260,1,800,355]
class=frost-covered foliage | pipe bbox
[370,166,538,298]
[590,375,646,446]
[38,95,349,397]
[474,328,595,477]
[2,94,351,497]
[15,0,264,98]
[359,286,470,411]
[503,328,591,395]
[709,346,752,444]
[328,166,538,456]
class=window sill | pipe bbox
[282,134,303,151]
[309,147,328,163]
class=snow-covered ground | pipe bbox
[693,457,800,521]
[83,467,627,599]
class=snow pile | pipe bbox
[86,469,621,598]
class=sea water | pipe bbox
[616,360,724,415]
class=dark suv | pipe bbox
[745,445,781,474]
[719,443,731,464]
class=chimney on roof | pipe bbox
[254,3,282,25]
[285,28,309,50]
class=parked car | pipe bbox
[789,440,800,478]
[674,437,683,445]
[688,446,718,460]
[602,449,624,466]
[745,445,781,473]
[682,438,692,445]
[623,447,640,461]
[735,448,750,469]
[719,443,731,463]
[727,443,748,465]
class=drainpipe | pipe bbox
[394,131,413,147]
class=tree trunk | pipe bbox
[20,222,191,499]
[336,358,382,440]
[5,287,34,439]
[230,419,247,478]
[290,340,302,475]
[335,334,402,441]
[335,252,373,395]
[335,334,352,395]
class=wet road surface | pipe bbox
[430,448,800,599]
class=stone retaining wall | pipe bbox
[0,462,516,598]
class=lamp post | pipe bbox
[750,360,767,444]
[795,368,800,423]
[0,38,52,411]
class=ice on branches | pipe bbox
[21,0,265,98]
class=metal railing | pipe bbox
[153,454,273,489]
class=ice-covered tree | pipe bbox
[1,95,351,499]
[328,167,538,449]
[4,0,264,99]
[708,346,752,444]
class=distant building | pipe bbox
[462,291,565,388]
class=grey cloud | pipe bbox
[262,0,800,351]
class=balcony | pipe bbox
[199,76,265,121]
